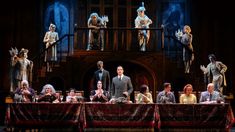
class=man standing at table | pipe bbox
[110,66,133,102]
[93,61,110,93]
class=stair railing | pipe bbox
[32,34,74,77]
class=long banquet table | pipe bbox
[157,103,234,131]
[5,103,83,131]
[5,103,234,131]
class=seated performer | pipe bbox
[66,88,79,103]
[14,80,35,102]
[90,80,109,102]
[199,83,224,104]
[136,84,153,104]
[156,82,176,104]
[38,84,56,103]
[179,84,197,104]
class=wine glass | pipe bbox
[60,95,64,102]
[89,95,94,102]
[35,95,39,103]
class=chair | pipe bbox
[75,90,84,97]
[66,88,77,96]
[66,89,84,95]
[56,90,62,95]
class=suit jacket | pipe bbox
[93,69,110,92]
[111,75,133,98]
[199,91,221,103]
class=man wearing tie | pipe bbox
[110,66,133,100]
[199,83,223,103]
[93,61,110,93]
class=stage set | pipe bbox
[1,0,235,131]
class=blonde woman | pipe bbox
[179,84,197,104]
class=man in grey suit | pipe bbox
[93,61,110,93]
[110,66,133,101]
[199,83,224,103]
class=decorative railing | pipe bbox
[31,34,74,76]
[74,27,165,51]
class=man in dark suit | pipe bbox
[93,61,110,93]
[110,66,133,100]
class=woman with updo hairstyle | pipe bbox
[179,84,197,104]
